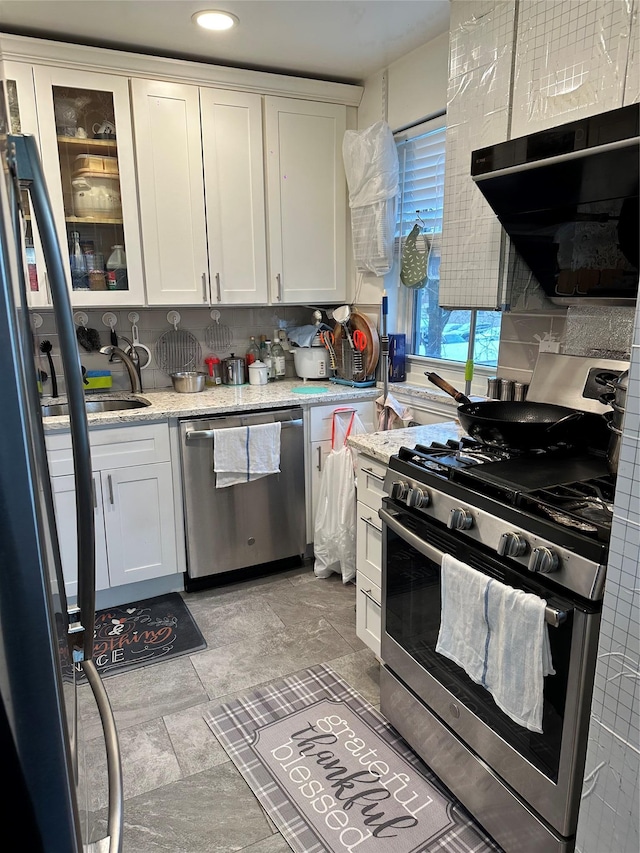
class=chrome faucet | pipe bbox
[99,336,142,393]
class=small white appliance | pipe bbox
[293,345,329,379]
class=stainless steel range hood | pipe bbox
[471,105,639,305]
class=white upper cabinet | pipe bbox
[4,61,51,308]
[130,79,209,306]
[201,88,268,305]
[264,97,347,304]
[32,66,145,306]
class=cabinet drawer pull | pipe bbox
[317,446,323,471]
[361,588,381,608]
[215,272,221,302]
[276,273,282,302]
[362,466,385,482]
[201,272,208,303]
[92,478,97,509]
[107,474,114,505]
[360,515,381,531]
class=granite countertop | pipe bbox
[348,420,465,464]
[41,379,379,431]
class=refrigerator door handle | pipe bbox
[82,659,124,853]
[10,134,96,662]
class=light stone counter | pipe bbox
[347,420,465,464]
[41,379,379,432]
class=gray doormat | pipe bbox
[204,664,502,853]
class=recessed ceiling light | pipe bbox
[192,10,238,31]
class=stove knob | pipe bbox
[390,480,409,501]
[448,508,473,530]
[528,547,559,574]
[406,487,430,509]
[497,532,528,558]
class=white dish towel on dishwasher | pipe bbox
[435,554,555,733]
[213,422,281,488]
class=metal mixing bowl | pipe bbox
[170,371,206,393]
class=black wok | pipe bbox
[426,372,591,449]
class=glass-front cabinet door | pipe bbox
[32,67,144,306]
[5,61,51,308]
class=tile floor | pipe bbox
[83,565,380,852]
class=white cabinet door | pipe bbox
[356,507,382,588]
[131,79,209,306]
[264,97,347,304]
[51,474,110,599]
[309,438,333,535]
[201,88,268,305]
[4,61,51,308]
[356,576,381,657]
[32,66,145,306]
[101,462,177,586]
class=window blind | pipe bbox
[396,125,446,239]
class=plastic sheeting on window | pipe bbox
[342,121,399,276]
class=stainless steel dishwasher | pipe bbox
[179,407,305,587]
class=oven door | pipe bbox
[379,500,601,837]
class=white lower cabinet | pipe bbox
[306,399,376,542]
[48,423,178,599]
[355,453,387,656]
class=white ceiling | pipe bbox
[0,0,450,84]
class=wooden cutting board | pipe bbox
[333,310,380,381]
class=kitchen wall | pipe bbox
[357,2,639,849]
[34,305,317,396]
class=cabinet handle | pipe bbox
[360,515,381,532]
[201,272,208,303]
[362,466,385,482]
[361,588,381,608]
[107,474,114,505]
[215,272,221,303]
[92,477,97,509]
[317,446,322,471]
[276,273,282,302]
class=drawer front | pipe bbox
[47,423,171,476]
[356,455,387,509]
[308,400,375,443]
[356,503,382,587]
[356,575,381,657]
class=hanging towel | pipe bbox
[436,554,555,733]
[375,392,413,430]
[213,422,281,488]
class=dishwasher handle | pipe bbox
[186,419,302,442]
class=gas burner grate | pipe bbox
[522,477,615,540]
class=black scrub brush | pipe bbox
[76,323,101,352]
[39,340,58,398]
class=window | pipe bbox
[396,120,500,367]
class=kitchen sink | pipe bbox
[42,398,151,417]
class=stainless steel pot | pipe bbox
[596,369,628,431]
[222,354,245,385]
[170,371,206,393]
[604,413,623,475]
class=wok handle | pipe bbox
[546,411,584,432]
[425,371,471,406]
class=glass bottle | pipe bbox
[69,231,88,289]
[106,244,128,291]
[271,332,286,380]
[262,340,274,380]
[246,336,260,366]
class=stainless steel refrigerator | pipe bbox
[0,59,123,852]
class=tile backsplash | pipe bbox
[497,304,635,384]
[33,305,321,396]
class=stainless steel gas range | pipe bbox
[378,355,628,853]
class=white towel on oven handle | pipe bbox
[436,554,555,734]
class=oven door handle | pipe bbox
[379,507,444,566]
[379,507,570,628]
